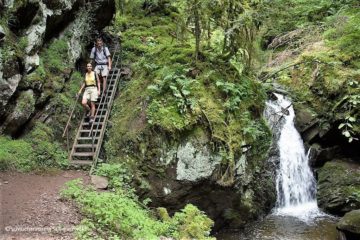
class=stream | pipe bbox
[216,94,339,240]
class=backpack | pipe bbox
[93,46,109,62]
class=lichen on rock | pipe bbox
[176,139,221,182]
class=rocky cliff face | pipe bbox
[0,0,115,136]
[110,127,276,230]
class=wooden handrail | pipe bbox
[62,93,80,138]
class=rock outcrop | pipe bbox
[0,0,115,135]
[337,210,360,240]
[317,159,360,215]
[117,126,276,230]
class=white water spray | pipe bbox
[265,94,324,222]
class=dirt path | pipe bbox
[0,170,89,240]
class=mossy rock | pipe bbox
[337,209,360,234]
[317,159,360,215]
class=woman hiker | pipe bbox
[77,63,101,124]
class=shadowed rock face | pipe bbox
[0,0,115,135]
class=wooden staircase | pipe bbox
[68,43,122,169]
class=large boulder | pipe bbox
[317,159,360,215]
[132,128,276,230]
[337,210,360,240]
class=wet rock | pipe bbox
[91,175,109,189]
[337,210,360,240]
[317,159,360,215]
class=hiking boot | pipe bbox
[84,110,91,121]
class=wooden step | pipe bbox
[95,116,105,120]
[82,122,103,126]
[70,160,93,165]
[80,132,101,138]
[77,137,99,141]
[74,144,97,148]
[72,152,94,157]
[80,129,101,133]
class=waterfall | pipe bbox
[265,93,324,222]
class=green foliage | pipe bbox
[335,79,360,143]
[0,136,34,171]
[169,204,214,240]
[263,0,360,36]
[146,66,201,131]
[26,123,68,169]
[61,179,214,240]
[18,36,28,51]
[0,122,68,172]
[108,2,272,187]
[147,99,197,131]
[24,39,70,90]
[95,163,132,189]
[324,9,360,62]
[148,67,199,114]
[43,39,70,74]
[215,79,253,112]
[13,90,35,115]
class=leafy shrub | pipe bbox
[95,163,132,189]
[168,204,215,240]
[61,179,215,240]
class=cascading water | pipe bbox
[215,93,338,240]
[265,93,324,222]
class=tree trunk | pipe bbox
[194,0,201,61]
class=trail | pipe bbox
[0,170,89,240]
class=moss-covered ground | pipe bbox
[106,3,271,186]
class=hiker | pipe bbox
[77,63,101,124]
[90,37,112,95]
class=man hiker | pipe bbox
[90,37,112,95]
[78,63,101,124]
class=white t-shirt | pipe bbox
[90,46,110,65]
